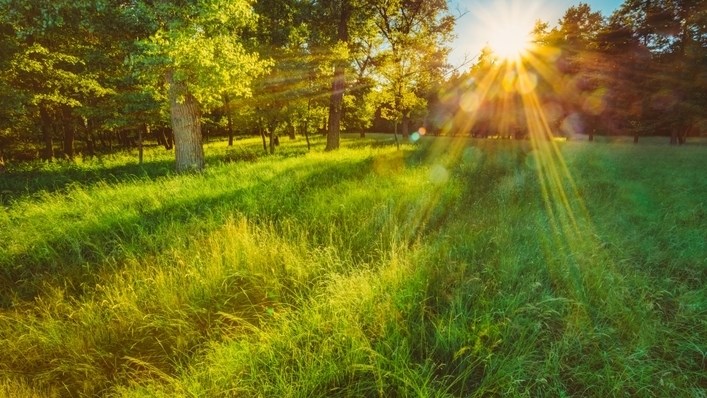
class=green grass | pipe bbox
[0,135,705,397]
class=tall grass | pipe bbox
[0,136,705,397]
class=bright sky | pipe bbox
[448,0,624,67]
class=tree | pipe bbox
[661,0,707,144]
[555,3,607,141]
[304,0,376,150]
[242,0,314,154]
[1,0,115,160]
[0,13,25,161]
[344,22,381,137]
[126,0,268,171]
[608,0,707,143]
[558,2,605,47]
[370,0,454,144]
[324,0,352,151]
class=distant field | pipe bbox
[0,135,705,397]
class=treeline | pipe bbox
[0,1,704,170]
[0,0,453,170]
[431,1,707,143]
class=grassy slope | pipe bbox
[0,136,704,397]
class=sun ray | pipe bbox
[460,2,602,269]
[442,1,655,334]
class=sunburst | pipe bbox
[476,1,537,62]
[487,23,532,60]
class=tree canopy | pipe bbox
[0,0,704,167]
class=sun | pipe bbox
[474,1,538,62]
[487,23,532,60]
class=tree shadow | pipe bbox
[344,137,398,149]
[0,146,318,205]
[0,159,176,205]
[0,156,375,307]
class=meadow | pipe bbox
[0,135,705,397]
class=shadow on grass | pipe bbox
[0,159,176,205]
[0,155,376,307]
[344,136,398,150]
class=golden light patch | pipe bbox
[487,23,532,61]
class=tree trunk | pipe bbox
[99,131,110,150]
[679,127,687,145]
[118,130,130,148]
[224,94,234,147]
[84,118,95,158]
[321,115,328,135]
[118,130,133,149]
[163,127,174,150]
[401,113,410,139]
[360,131,365,138]
[327,65,344,151]
[62,108,75,160]
[63,127,74,159]
[325,0,351,151]
[259,124,267,153]
[393,121,400,150]
[139,124,147,165]
[227,110,234,147]
[633,133,639,144]
[156,127,167,149]
[167,71,204,172]
[304,120,311,151]
[288,122,296,139]
[268,128,275,154]
[39,106,54,160]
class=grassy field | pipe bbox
[0,135,705,397]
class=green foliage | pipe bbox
[129,0,269,111]
[369,0,454,131]
[9,43,112,108]
[0,137,705,396]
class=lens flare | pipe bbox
[460,92,482,112]
[429,164,449,185]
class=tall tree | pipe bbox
[0,13,26,161]
[1,0,114,160]
[126,0,267,171]
[555,3,607,141]
[371,0,454,142]
[307,0,380,150]
[326,0,352,151]
[609,0,707,143]
[244,0,313,154]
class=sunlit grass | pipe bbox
[0,136,705,396]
